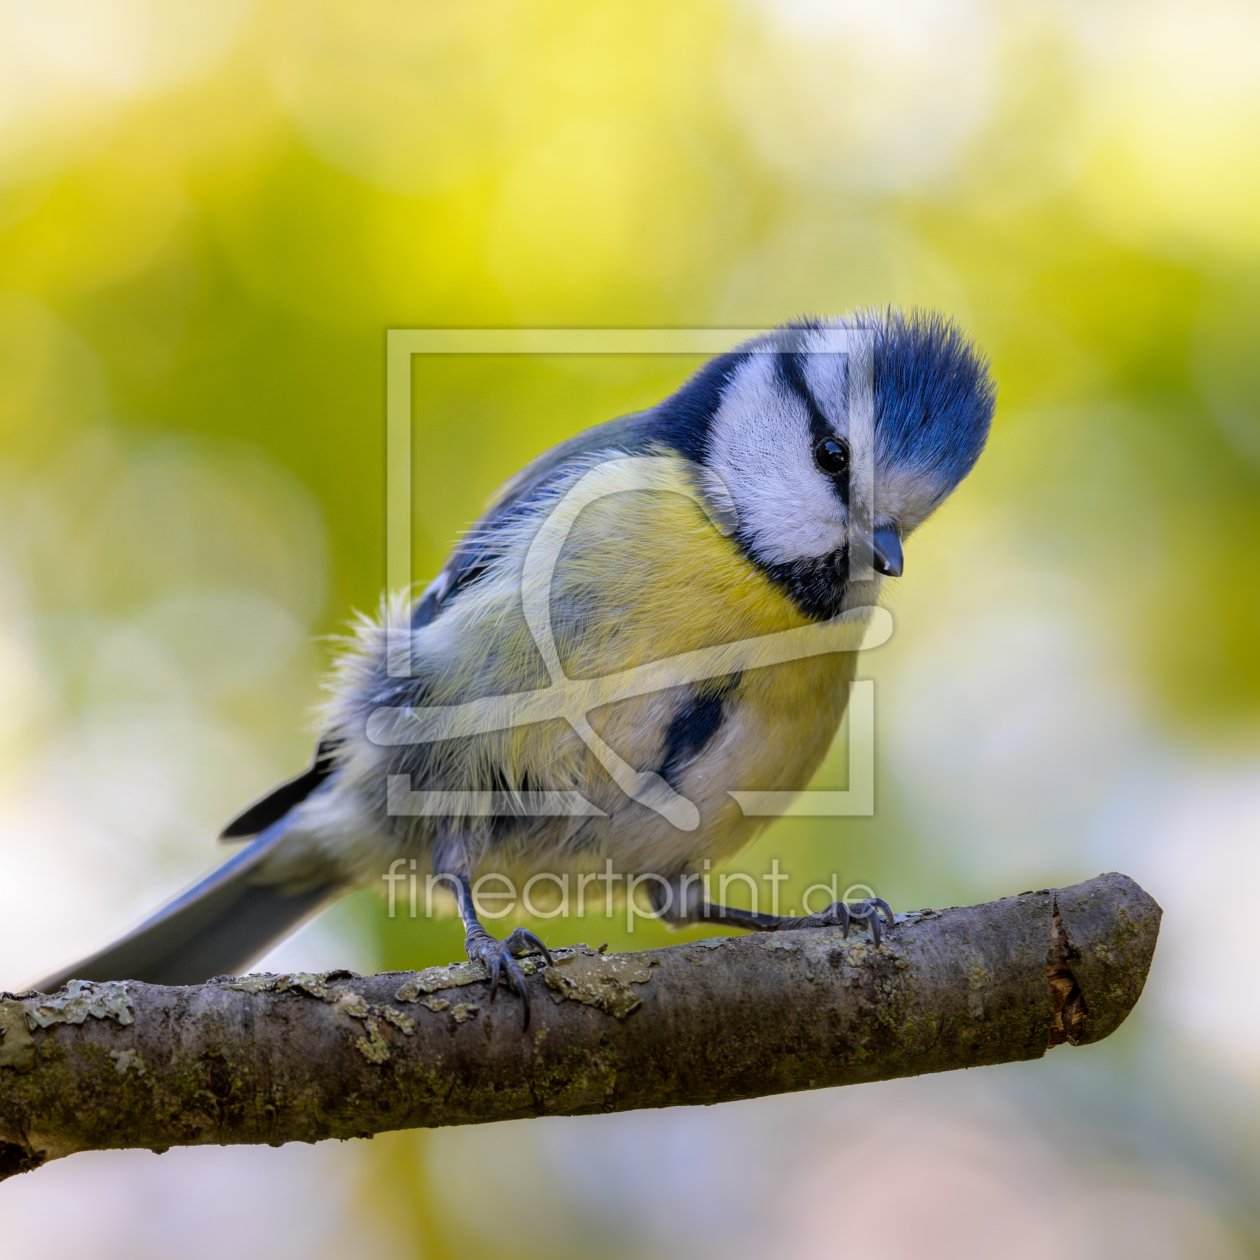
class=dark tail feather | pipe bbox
[33,830,345,992]
[219,739,340,840]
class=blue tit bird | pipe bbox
[36,311,995,1021]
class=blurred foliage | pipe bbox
[1,0,1255,727]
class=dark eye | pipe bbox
[813,437,849,477]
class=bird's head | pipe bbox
[684,310,995,618]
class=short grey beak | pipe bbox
[872,525,904,577]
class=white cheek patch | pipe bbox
[704,354,847,565]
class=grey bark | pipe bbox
[0,872,1160,1180]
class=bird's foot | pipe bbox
[464,926,553,1027]
[801,897,894,947]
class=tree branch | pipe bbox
[0,872,1160,1180]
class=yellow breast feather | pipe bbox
[344,453,858,877]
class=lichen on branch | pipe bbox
[0,872,1161,1182]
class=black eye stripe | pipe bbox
[776,348,850,506]
[776,349,836,448]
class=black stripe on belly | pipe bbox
[660,675,741,790]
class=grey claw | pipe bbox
[850,897,892,946]
[505,927,553,967]
[796,896,893,947]
[824,899,852,936]
[466,929,543,1030]
[501,953,531,1029]
[517,972,532,1030]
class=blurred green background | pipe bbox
[2,0,1259,1256]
